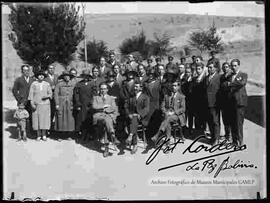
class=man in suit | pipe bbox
[137,64,148,84]
[92,82,120,157]
[124,81,150,154]
[44,64,59,132]
[207,50,221,73]
[227,59,248,146]
[219,62,233,141]
[145,58,154,73]
[181,66,194,134]
[205,62,221,145]
[12,64,35,134]
[98,56,111,79]
[152,81,186,145]
[113,64,125,86]
[107,51,118,70]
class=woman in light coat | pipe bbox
[28,71,52,141]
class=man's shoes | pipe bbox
[131,145,138,154]
[17,137,22,142]
[22,136,27,142]
[42,136,47,141]
[125,134,133,145]
[151,133,159,143]
[36,136,41,141]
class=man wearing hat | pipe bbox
[120,69,138,100]
[125,54,138,72]
[154,57,163,74]
[207,50,221,73]
[54,71,76,139]
[145,58,154,73]
[166,56,177,74]
[180,57,187,65]
[73,69,94,142]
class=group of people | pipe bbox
[12,50,248,157]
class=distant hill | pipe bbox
[2,13,265,100]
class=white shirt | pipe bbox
[24,76,29,83]
[232,70,240,81]
[48,74,54,81]
[100,66,105,73]
[180,73,185,80]
[136,91,142,100]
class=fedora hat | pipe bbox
[124,69,138,77]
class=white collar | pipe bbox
[136,91,142,99]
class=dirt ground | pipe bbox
[2,95,266,200]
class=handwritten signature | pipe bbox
[146,135,257,177]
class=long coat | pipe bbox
[124,93,150,126]
[12,76,35,105]
[73,79,94,131]
[28,81,52,130]
[54,80,75,131]
[161,92,186,126]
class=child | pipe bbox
[14,103,29,141]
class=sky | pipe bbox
[1,2,264,18]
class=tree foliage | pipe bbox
[119,30,151,60]
[188,21,224,54]
[8,3,85,72]
[79,39,109,65]
[149,32,174,58]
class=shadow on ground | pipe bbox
[245,95,265,127]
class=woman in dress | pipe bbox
[28,71,52,141]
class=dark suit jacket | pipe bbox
[205,73,221,108]
[98,65,111,79]
[228,71,248,107]
[181,76,193,105]
[219,72,233,109]
[12,76,35,105]
[124,92,150,126]
[161,92,186,126]
[44,74,59,91]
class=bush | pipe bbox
[119,30,150,60]
[149,32,174,58]
[8,3,85,73]
[79,39,109,65]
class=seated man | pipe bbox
[124,81,150,154]
[152,81,186,145]
[92,82,120,157]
